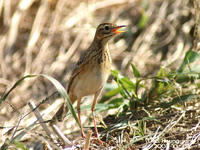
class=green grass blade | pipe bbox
[0,74,81,128]
[100,88,119,103]
[117,76,127,99]
[160,94,199,108]
[0,75,37,106]
[177,50,200,73]
[40,74,81,128]
[130,63,140,78]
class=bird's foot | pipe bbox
[92,134,105,145]
[94,138,104,145]
[82,130,105,145]
[81,133,87,139]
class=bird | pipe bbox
[50,23,126,140]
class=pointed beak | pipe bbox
[111,25,126,34]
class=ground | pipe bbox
[0,0,200,149]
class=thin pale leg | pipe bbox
[77,96,87,139]
[92,109,98,138]
[77,108,87,139]
[92,88,103,138]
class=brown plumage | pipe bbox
[50,23,126,139]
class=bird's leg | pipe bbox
[92,108,98,138]
[92,88,103,140]
[77,96,87,139]
[77,108,87,139]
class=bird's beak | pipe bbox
[111,25,126,34]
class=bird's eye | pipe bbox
[104,25,110,30]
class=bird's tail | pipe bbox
[49,97,77,126]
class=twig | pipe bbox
[85,130,93,150]
[51,124,72,147]
[28,101,59,146]
[21,91,58,121]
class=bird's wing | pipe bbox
[67,51,89,93]
[67,66,80,93]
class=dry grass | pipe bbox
[0,0,200,149]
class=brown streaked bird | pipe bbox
[51,23,126,139]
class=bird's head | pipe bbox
[94,23,126,45]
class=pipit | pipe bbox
[51,23,126,140]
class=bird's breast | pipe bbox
[72,50,111,97]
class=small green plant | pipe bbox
[101,49,200,115]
